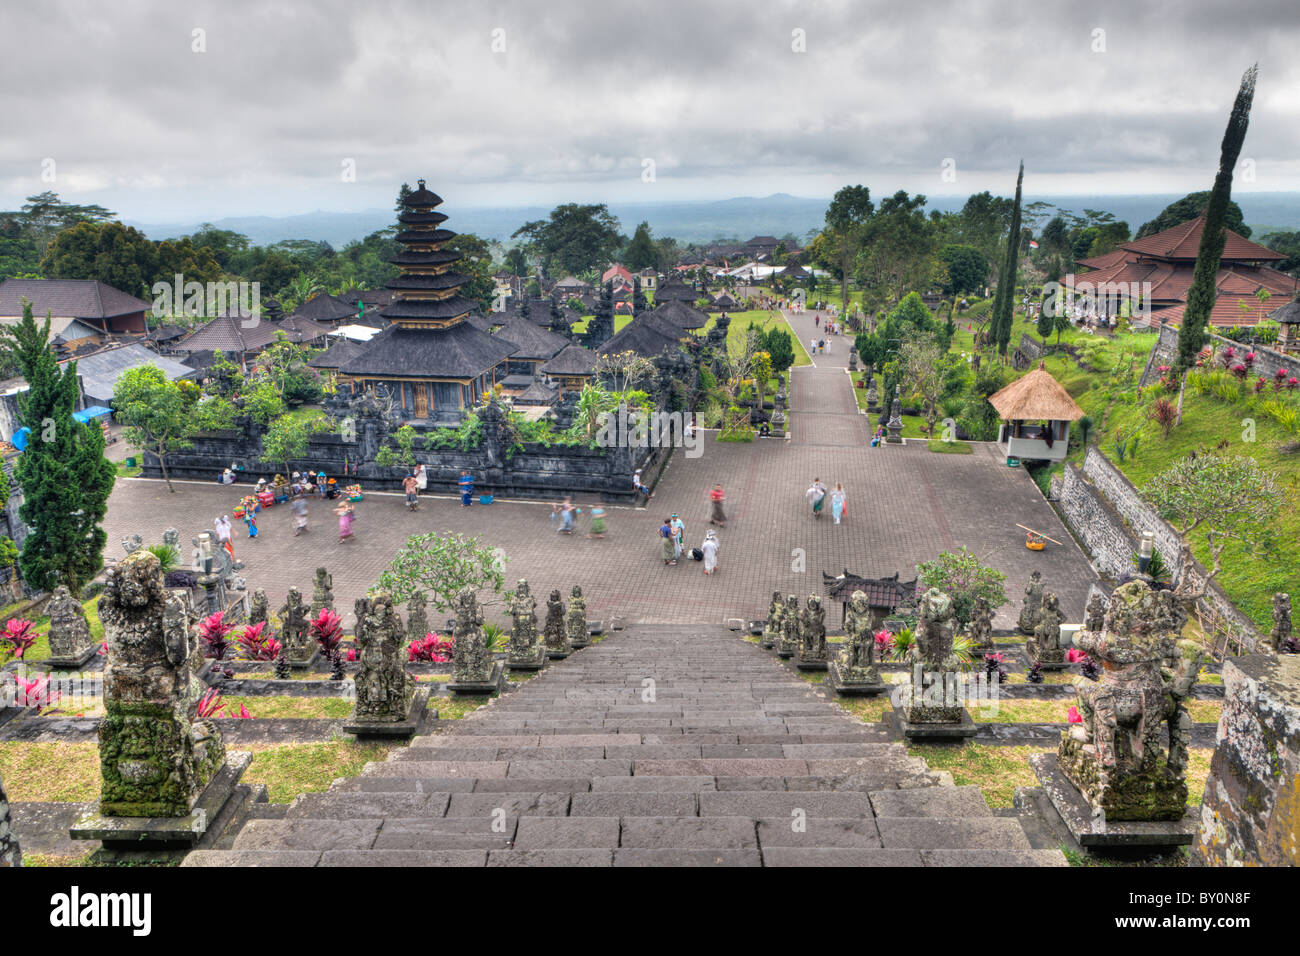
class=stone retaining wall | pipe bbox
[1140,323,1300,387]
[1194,653,1300,866]
[1051,445,1261,652]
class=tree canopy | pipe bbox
[512,203,623,277]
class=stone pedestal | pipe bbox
[543,589,571,659]
[1031,752,1197,850]
[507,579,547,672]
[347,593,418,737]
[1194,653,1300,866]
[827,661,889,696]
[887,707,978,741]
[885,386,903,443]
[343,687,429,737]
[447,661,504,697]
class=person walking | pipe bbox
[806,478,826,519]
[214,515,235,559]
[558,497,575,534]
[709,484,727,526]
[316,470,329,499]
[458,469,474,507]
[241,500,259,540]
[659,517,677,566]
[701,529,720,575]
[291,493,309,536]
[587,505,606,539]
[830,482,846,525]
[670,513,685,560]
[403,473,420,512]
[414,463,427,497]
[336,500,354,543]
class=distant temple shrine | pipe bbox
[338,180,513,422]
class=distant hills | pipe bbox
[128,191,1300,249]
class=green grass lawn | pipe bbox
[697,309,813,368]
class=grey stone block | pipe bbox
[761,847,924,867]
[868,785,993,818]
[318,849,487,866]
[512,816,621,849]
[487,849,615,866]
[446,792,572,817]
[233,819,380,852]
[613,849,761,866]
[569,793,699,817]
[618,816,758,849]
[874,817,1031,850]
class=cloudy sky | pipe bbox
[2,0,1298,220]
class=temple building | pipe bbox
[338,180,513,422]
[1068,215,1298,329]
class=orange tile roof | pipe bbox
[1121,214,1285,262]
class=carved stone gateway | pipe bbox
[567,585,590,650]
[343,591,425,737]
[829,590,889,695]
[447,588,504,695]
[507,579,547,671]
[45,585,97,667]
[543,589,571,659]
[794,594,829,671]
[71,551,248,852]
[1036,581,1206,838]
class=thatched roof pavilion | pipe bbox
[988,363,1083,463]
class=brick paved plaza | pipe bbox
[100,311,1096,631]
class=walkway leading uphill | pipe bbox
[184,625,1064,866]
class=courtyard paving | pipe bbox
[100,317,1097,631]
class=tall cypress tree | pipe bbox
[991,161,1024,358]
[4,301,116,592]
[1177,65,1258,371]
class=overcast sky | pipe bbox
[2,0,1298,221]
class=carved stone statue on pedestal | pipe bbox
[350,592,414,723]
[795,595,829,670]
[903,588,967,726]
[448,588,503,694]
[567,585,590,649]
[406,591,429,644]
[829,590,889,694]
[1026,591,1066,668]
[1058,580,1205,820]
[46,585,97,667]
[761,591,783,649]
[1018,570,1043,635]
[966,596,995,658]
[248,589,268,627]
[776,594,800,658]
[96,551,226,816]
[1270,592,1292,653]
[507,580,546,670]
[310,567,335,617]
[277,587,312,664]
[543,589,571,659]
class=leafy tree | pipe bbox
[1260,230,1300,275]
[953,191,1014,267]
[1036,307,1054,341]
[938,244,988,296]
[624,221,658,272]
[821,185,874,310]
[377,532,507,611]
[1136,190,1250,240]
[192,395,239,431]
[113,364,194,492]
[446,233,496,314]
[762,325,796,372]
[915,547,1008,627]
[857,190,934,306]
[1144,452,1279,594]
[262,411,327,476]
[240,379,287,426]
[897,331,947,436]
[1177,66,1258,372]
[990,162,1025,358]
[11,191,115,256]
[1,302,115,592]
[512,203,623,277]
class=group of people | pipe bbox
[656,484,726,574]
[402,464,429,511]
[805,477,848,524]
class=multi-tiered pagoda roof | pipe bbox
[341,180,512,381]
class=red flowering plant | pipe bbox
[1244,351,1258,370]
[236,622,282,662]
[308,609,343,659]
[198,612,234,660]
[196,687,254,719]
[1254,376,1267,394]
[1218,346,1237,369]
[1067,705,1083,724]
[1231,363,1248,380]
[2,619,36,661]
[13,674,63,713]
[1288,377,1299,392]
[872,629,894,657]
[408,632,454,664]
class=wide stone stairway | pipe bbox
[184,627,1064,866]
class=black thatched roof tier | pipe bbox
[492,316,571,360]
[379,297,479,322]
[394,228,456,245]
[308,336,368,370]
[404,180,444,207]
[385,273,471,292]
[340,321,514,379]
[650,298,708,330]
[540,344,597,376]
[597,316,681,358]
[822,570,917,609]
[389,249,462,267]
[398,209,449,226]
[655,276,698,303]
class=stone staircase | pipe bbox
[183,626,1064,866]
